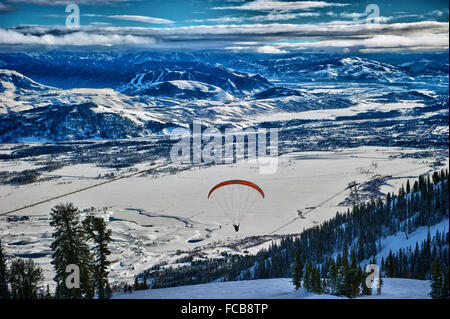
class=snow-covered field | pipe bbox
[112,278,431,299]
[1,145,447,288]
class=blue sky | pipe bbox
[0,0,448,52]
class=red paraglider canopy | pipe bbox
[208,180,265,199]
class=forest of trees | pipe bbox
[0,203,113,299]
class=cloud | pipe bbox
[83,14,104,17]
[108,15,174,24]
[1,20,447,52]
[255,44,286,53]
[189,11,320,23]
[257,27,449,52]
[89,22,112,26]
[0,27,155,46]
[213,0,347,12]
[339,12,365,19]
[41,13,65,18]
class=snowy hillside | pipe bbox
[117,62,272,97]
[113,278,431,299]
[371,218,449,266]
[121,80,234,101]
[240,56,412,83]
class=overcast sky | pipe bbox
[0,0,448,52]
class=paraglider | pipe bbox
[208,180,264,232]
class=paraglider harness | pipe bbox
[233,224,240,232]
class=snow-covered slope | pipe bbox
[0,70,174,141]
[117,62,272,97]
[371,218,449,266]
[121,79,234,101]
[112,278,431,299]
[253,56,413,83]
[0,69,52,94]
[0,69,357,142]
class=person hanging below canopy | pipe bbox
[208,180,264,233]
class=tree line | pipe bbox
[0,203,113,299]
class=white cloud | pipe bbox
[255,44,287,53]
[1,21,447,53]
[83,14,104,17]
[189,11,320,23]
[213,0,347,12]
[108,15,174,24]
[0,27,155,46]
[89,22,112,26]
[263,30,449,52]
[251,11,320,20]
[339,12,365,19]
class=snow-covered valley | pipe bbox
[0,145,448,289]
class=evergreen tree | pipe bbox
[143,277,149,290]
[311,266,322,294]
[0,239,9,299]
[430,260,443,299]
[291,248,303,290]
[45,284,52,299]
[442,268,449,299]
[376,271,383,295]
[50,203,94,299]
[361,266,372,296]
[386,250,395,277]
[303,260,313,291]
[8,258,43,299]
[349,251,359,297]
[83,216,112,299]
[134,276,139,291]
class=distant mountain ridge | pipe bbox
[117,61,272,97]
[1,51,447,90]
[0,51,447,143]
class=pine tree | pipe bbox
[143,277,149,290]
[430,260,443,299]
[327,259,338,295]
[45,284,52,299]
[0,239,9,299]
[311,266,322,294]
[442,268,449,299]
[376,271,383,295]
[361,265,372,296]
[8,258,43,299]
[291,248,303,290]
[50,203,94,299]
[386,250,395,277]
[349,250,359,297]
[303,260,313,291]
[335,265,347,296]
[83,216,112,299]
